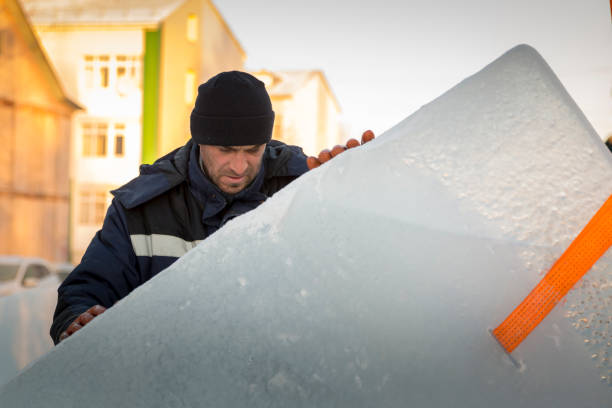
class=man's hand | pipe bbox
[58,305,106,343]
[307,130,375,170]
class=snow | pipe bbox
[1,44,610,406]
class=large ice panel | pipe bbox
[0,286,56,386]
[1,45,610,407]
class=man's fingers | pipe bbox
[330,145,346,157]
[77,312,95,325]
[312,130,374,169]
[67,305,106,334]
[66,322,83,335]
[306,156,321,170]
[361,130,375,144]
[346,138,360,149]
[58,305,107,343]
[88,305,106,316]
[318,149,332,163]
[77,305,106,325]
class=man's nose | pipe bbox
[228,154,248,175]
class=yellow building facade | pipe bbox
[157,0,245,156]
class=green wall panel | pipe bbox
[142,29,161,164]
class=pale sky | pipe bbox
[214,0,612,140]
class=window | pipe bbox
[82,123,108,157]
[78,190,108,225]
[128,56,141,87]
[0,264,19,282]
[99,55,110,87]
[22,264,50,287]
[185,70,196,104]
[84,55,95,88]
[83,54,141,92]
[187,14,198,42]
[116,55,127,79]
[114,124,125,156]
[116,55,140,95]
[82,122,126,157]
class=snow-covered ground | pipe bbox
[1,44,610,406]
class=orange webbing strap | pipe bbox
[492,194,612,354]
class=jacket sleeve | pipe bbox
[50,199,140,344]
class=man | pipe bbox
[51,71,374,344]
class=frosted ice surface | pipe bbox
[0,286,57,386]
[1,45,611,407]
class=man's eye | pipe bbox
[248,146,264,154]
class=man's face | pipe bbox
[199,144,266,194]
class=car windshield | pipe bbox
[0,264,19,282]
[56,270,70,281]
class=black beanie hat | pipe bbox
[190,71,275,146]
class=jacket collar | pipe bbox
[188,142,267,221]
[111,142,191,209]
[112,139,304,210]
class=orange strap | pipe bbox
[492,194,612,353]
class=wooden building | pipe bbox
[0,0,79,262]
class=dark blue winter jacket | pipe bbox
[51,139,308,344]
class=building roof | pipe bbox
[20,0,246,59]
[5,0,80,109]
[252,70,341,112]
[20,0,186,25]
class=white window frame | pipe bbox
[78,189,109,226]
[82,122,108,157]
[186,14,198,42]
[185,70,196,104]
[82,54,142,94]
[114,123,125,157]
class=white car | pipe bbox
[53,262,75,282]
[0,256,58,297]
